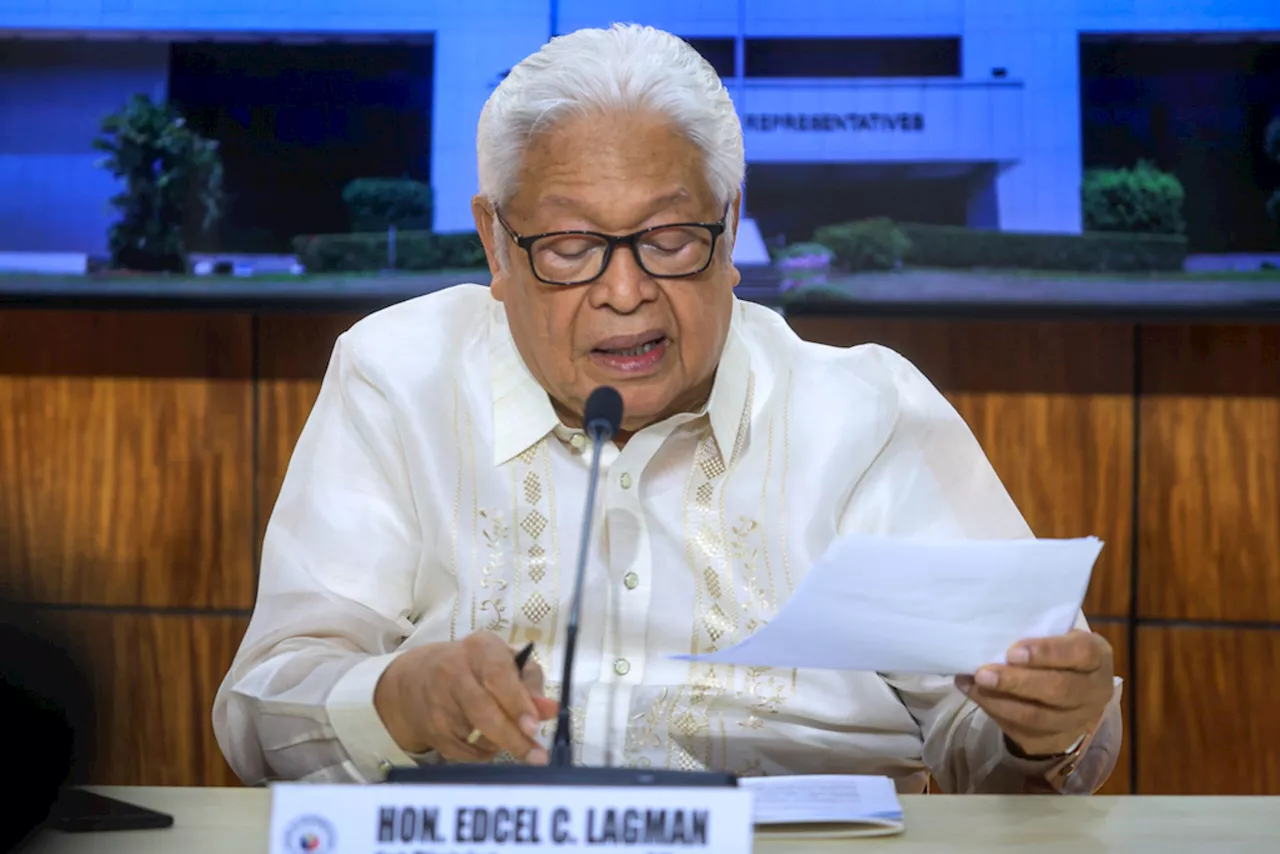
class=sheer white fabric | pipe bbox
[212,284,1122,793]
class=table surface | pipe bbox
[21,786,1280,853]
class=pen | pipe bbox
[466,642,536,746]
[514,642,535,671]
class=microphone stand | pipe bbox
[547,414,607,767]
[388,388,735,788]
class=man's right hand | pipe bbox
[373,632,558,764]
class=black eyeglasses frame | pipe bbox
[493,206,729,286]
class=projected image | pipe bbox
[0,2,1277,293]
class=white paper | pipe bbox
[673,534,1102,674]
[742,775,903,825]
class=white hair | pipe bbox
[477,23,744,228]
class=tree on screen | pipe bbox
[93,94,225,273]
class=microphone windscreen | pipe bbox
[583,386,624,439]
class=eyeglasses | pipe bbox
[495,207,728,286]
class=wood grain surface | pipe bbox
[1090,620,1132,795]
[3,309,1275,795]
[1136,626,1280,794]
[787,318,1134,617]
[46,610,250,787]
[255,314,364,548]
[0,312,256,609]
[1138,325,1280,622]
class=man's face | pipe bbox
[474,110,740,435]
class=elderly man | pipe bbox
[213,23,1121,794]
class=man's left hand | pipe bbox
[955,629,1114,757]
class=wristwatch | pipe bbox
[1005,732,1088,762]
[1005,731,1091,792]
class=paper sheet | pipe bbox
[742,775,903,826]
[673,535,1102,674]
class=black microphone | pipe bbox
[549,386,623,767]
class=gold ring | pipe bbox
[466,728,483,745]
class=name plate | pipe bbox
[268,783,754,854]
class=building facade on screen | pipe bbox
[1,0,1279,257]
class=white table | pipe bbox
[23,786,1280,853]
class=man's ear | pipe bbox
[472,195,507,300]
[728,192,743,290]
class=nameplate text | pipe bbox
[268,783,754,854]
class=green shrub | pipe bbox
[1082,160,1186,236]
[778,282,853,306]
[898,223,1187,272]
[812,218,911,271]
[771,241,834,262]
[293,230,487,273]
[771,241,834,291]
[93,93,223,272]
[342,178,433,232]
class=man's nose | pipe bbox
[589,244,657,313]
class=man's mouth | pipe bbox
[595,336,667,356]
[590,332,670,374]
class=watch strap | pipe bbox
[1005,731,1088,762]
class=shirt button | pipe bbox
[620,472,632,489]
[570,433,586,452]
[623,572,639,590]
[614,658,631,676]
[378,760,393,773]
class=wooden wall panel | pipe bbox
[255,314,365,547]
[953,392,1132,618]
[0,312,255,609]
[788,318,1134,617]
[1090,621,1131,795]
[1136,626,1280,794]
[1138,326,1280,622]
[48,611,250,787]
[2,307,1270,797]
